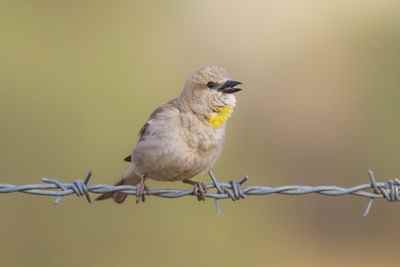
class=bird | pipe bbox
[96,65,243,203]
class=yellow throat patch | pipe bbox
[207,106,234,128]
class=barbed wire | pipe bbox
[0,169,399,216]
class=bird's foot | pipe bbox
[136,177,148,204]
[193,182,208,201]
[183,179,208,201]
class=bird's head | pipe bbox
[180,65,243,128]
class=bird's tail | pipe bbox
[95,163,141,203]
[95,179,128,203]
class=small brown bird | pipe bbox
[96,65,243,203]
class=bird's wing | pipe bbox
[123,98,180,162]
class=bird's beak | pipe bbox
[217,80,243,94]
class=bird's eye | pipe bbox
[207,81,217,89]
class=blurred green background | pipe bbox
[1,1,400,266]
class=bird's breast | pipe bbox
[181,115,225,153]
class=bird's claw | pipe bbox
[136,181,148,204]
[192,182,207,201]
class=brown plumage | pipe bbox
[96,65,243,203]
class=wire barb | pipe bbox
[208,170,223,215]
[364,169,400,216]
[41,171,92,204]
[0,170,398,216]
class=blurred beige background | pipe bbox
[1,1,400,266]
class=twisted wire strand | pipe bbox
[1,170,399,216]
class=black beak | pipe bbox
[217,80,243,94]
